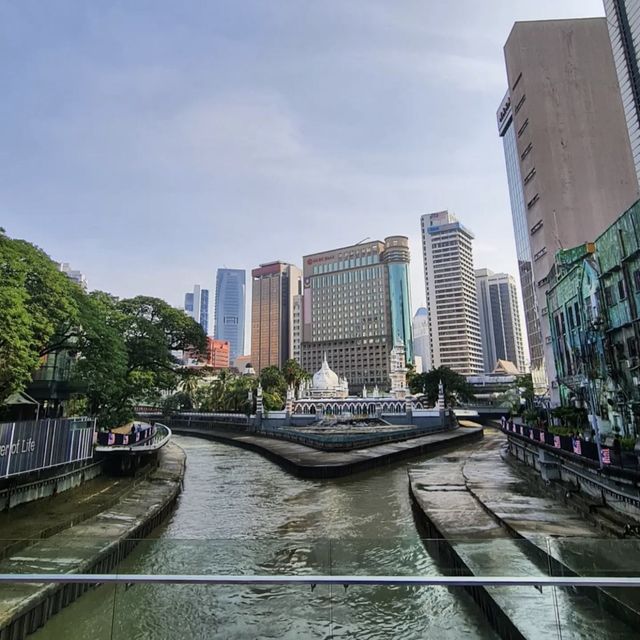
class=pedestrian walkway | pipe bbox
[409,431,638,639]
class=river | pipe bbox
[33,435,495,639]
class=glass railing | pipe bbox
[0,537,637,639]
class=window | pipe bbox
[604,285,615,306]
[618,279,627,301]
[517,118,529,137]
[514,93,526,114]
[524,167,536,185]
[527,193,540,209]
[533,247,547,261]
[538,276,548,288]
[521,142,533,161]
[628,337,638,358]
[634,269,640,292]
[512,72,523,91]
[530,219,543,235]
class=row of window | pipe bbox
[311,254,379,275]
[310,268,383,287]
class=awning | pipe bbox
[2,391,39,406]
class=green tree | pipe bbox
[70,291,130,427]
[72,295,206,427]
[514,374,534,413]
[408,366,475,407]
[259,366,287,410]
[282,359,308,393]
[0,231,81,403]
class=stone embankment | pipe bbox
[171,422,483,478]
[409,430,639,639]
[0,442,185,640]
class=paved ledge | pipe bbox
[171,424,483,478]
[0,442,185,640]
[409,431,637,639]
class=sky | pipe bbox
[1,0,606,352]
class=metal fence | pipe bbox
[502,422,638,470]
[0,418,96,478]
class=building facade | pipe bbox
[547,199,640,436]
[292,294,303,364]
[205,337,230,369]
[605,0,640,182]
[58,263,87,290]
[301,236,413,392]
[412,307,431,373]
[250,262,302,372]
[214,269,246,363]
[421,211,483,375]
[500,18,640,401]
[497,92,546,392]
[184,284,209,334]
[475,269,526,374]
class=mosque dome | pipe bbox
[312,354,340,391]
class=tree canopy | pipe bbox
[408,366,475,407]
[1,230,207,427]
[0,231,81,402]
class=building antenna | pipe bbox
[356,237,371,245]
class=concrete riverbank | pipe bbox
[409,430,638,639]
[0,442,185,640]
[171,423,483,478]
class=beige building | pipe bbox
[421,211,484,375]
[501,18,640,400]
[301,237,413,391]
[250,261,301,373]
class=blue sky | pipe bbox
[2,0,605,350]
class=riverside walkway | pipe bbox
[170,422,483,478]
[0,443,185,639]
[409,430,639,638]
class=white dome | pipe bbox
[312,354,340,390]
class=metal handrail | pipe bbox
[1,574,639,587]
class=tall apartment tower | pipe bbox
[214,269,246,363]
[475,269,526,374]
[604,0,640,181]
[500,18,639,400]
[250,262,302,372]
[421,211,483,375]
[301,236,413,391]
[184,284,209,334]
[412,307,431,373]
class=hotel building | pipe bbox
[301,237,413,391]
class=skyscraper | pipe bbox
[301,236,413,391]
[184,284,209,334]
[500,18,639,399]
[475,269,526,374]
[412,307,431,373]
[214,269,246,363]
[604,0,640,181]
[250,262,302,372]
[421,211,483,376]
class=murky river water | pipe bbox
[34,436,495,639]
